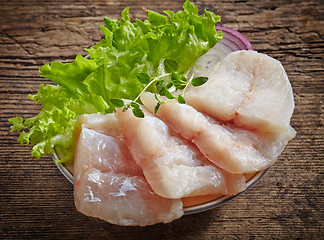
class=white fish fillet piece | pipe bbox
[73,113,183,226]
[73,114,142,181]
[141,93,295,174]
[115,106,246,198]
[185,50,295,133]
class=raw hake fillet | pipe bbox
[195,122,296,173]
[73,113,142,181]
[115,106,246,198]
[141,93,295,174]
[185,50,295,133]
[74,113,183,226]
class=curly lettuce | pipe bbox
[9,0,222,163]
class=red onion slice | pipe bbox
[190,26,253,76]
[216,25,253,53]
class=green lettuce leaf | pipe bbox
[9,84,109,162]
[9,0,222,163]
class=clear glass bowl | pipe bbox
[52,151,268,215]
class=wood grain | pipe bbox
[0,0,323,239]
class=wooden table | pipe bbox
[1,0,323,239]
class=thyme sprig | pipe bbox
[110,59,208,118]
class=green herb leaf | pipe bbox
[154,93,160,102]
[166,82,173,89]
[171,72,179,81]
[110,98,125,107]
[156,80,167,95]
[154,102,161,113]
[177,95,186,104]
[191,76,208,87]
[137,73,151,84]
[171,72,187,89]
[164,59,178,73]
[132,108,144,118]
[131,102,145,118]
[130,102,139,108]
[163,87,175,100]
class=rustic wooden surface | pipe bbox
[0,0,323,239]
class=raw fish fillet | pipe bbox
[73,113,183,226]
[185,50,295,133]
[115,106,246,198]
[141,93,295,174]
[73,114,141,181]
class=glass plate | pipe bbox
[52,151,268,215]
